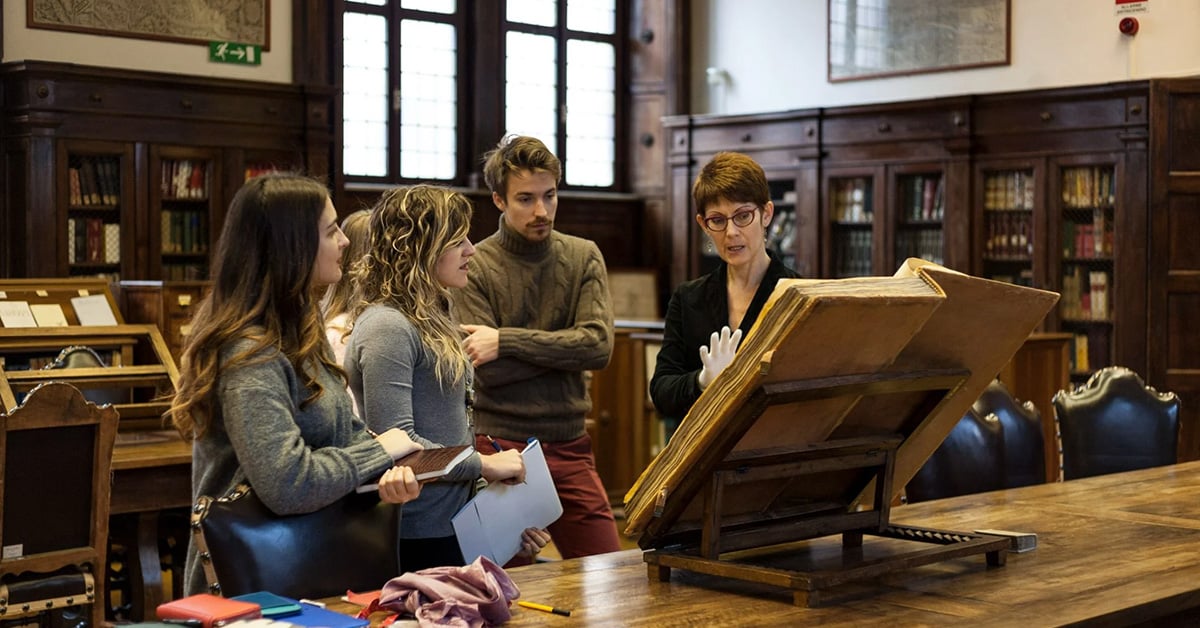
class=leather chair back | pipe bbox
[1053,366,1180,480]
[0,382,119,627]
[905,409,1004,503]
[974,379,1046,487]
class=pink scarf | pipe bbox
[375,557,519,627]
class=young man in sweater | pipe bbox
[458,135,622,560]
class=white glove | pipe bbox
[698,326,742,390]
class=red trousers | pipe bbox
[475,433,621,564]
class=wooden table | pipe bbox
[327,461,1200,626]
[110,431,192,620]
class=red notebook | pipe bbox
[156,593,262,628]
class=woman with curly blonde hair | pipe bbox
[168,173,423,596]
[345,184,546,572]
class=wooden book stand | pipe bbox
[642,370,1010,607]
[626,260,1060,607]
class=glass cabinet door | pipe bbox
[1055,163,1116,381]
[827,174,875,278]
[979,167,1036,287]
[892,172,945,268]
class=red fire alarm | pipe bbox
[1119,16,1139,36]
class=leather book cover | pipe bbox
[356,444,474,492]
[156,593,262,628]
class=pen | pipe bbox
[518,600,571,617]
[487,434,503,452]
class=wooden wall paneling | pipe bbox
[1151,77,1200,462]
[13,136,56,277]
[1116,99,1150,378]
[2,141,30,278]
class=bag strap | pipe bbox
[191,483,252,596]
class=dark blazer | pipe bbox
[649,253,800,424]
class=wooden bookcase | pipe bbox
[0,61,318,282]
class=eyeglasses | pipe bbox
[702,207,759,232]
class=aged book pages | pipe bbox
[623,259,1058,541]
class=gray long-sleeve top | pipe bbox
[185,337,396,595]
[344,304,481,539]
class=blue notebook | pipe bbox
[285,603,368,628]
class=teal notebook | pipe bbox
[230,592,303,619]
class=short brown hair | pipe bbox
[481,135,562,199]
[692,152,770,215]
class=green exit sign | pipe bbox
[209,41,262,66]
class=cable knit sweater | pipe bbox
[455,217,614,442]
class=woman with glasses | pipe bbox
[649,152,801,435]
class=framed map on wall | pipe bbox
[828,0,1009,82]
[27,0,270,49]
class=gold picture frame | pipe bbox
[27,0,270,49]
[828,0,1009,83]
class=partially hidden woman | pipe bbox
[321,208,372,367]
[169,174,424,596]
[344,184,547,573]
[649,152,801,434]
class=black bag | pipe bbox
[191,484,400,599]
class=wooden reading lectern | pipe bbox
[624,260,1060,607]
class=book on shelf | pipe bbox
[104,223,121,264]
[355,444,474,492]
[68,167,83,205]
[1072,333,1090,373]
[85,218,104,263]
[1089,271,1109,320]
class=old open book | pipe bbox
[623,259,1059,542]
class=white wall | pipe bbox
[3,0,291,83]
[693,0,1200,115]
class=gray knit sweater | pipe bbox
[344,304,482,539]
[455,217,614,442]
[184,337,396,596]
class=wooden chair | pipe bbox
[0,382,119,627]
[974,379,1047,488]
[905,409,1005,503]
[1053,366,1180,480]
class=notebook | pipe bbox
[357,444,474,492]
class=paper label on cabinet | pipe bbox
[0,301,37,328]
[71,294,119,326]
[30,304,70,327]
